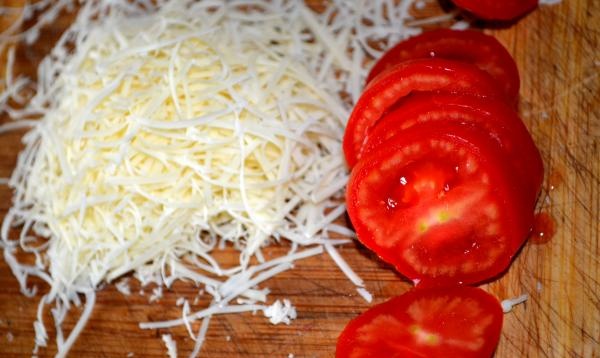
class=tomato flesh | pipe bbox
[366,29,520,101]
[362,93,543,208]
[346,123,532,286]
[452,0,538,21]
[336,286,503,358]
[343,58,503,168]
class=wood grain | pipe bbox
[0,0,598,357]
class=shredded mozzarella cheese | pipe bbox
[0,0,446,355]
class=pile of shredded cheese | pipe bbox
[0,0,441,356]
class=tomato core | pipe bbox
[385,160,456,211]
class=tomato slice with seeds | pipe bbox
[452,0,538,21]
[366,29,520,102]
[346,122,532,286]
[336,286,503,358]
[343,58,504,168]
[362,93,543,208]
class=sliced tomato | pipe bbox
[362,93,543,208]
[452,0,538,21]
[346,122,533,286]
[366,29,520,102]
[343,58,504,168]
[336,286,503,358]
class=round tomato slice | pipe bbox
[452,0,538,21]
[343,58,503,168]
[336,286,503,358]
[362,93,543,208]
[346,123,532,286]
[366,29,520,102]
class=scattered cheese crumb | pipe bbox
[451,21,470,30]
[115,279,131,296]
[539,0,562,5]
[501,294,529,313]
[264,299,297,325]
[6,332,14,343]
[150,286,163,303]
[415,1,427,10]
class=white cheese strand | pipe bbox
[356,287,373,303]
[161,334,178,358]
[324,243,364,288]
[501,293,529,313]
[55,291,96,358]
[189,316,211,358]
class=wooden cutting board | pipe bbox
[0,0,598,357]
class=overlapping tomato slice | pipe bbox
[362,93,543,208]
[366,29,520,101]
[346,122,532,286]
[336,286,503,358]
[343,58,504,168]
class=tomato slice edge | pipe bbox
[362,93,543,208]
[366,29,520,101]
[343,58,504,168]
[336,286,504,358]
[452,0,538,21]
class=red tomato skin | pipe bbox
[362,93,543,209]
[336,286,503,358]
[366,29,520,102]
[346,123,533,287]
[343,58,504,168]
[452,0,538,21]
